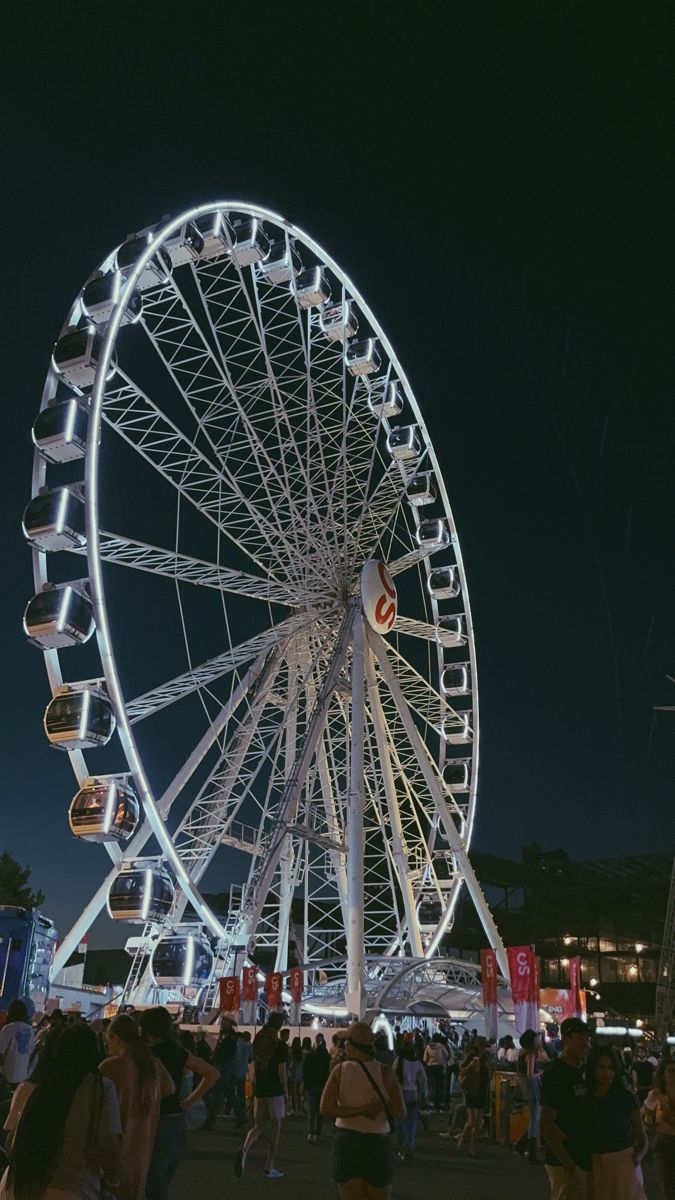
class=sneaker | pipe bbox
[397,1151,406,1162]
[438,1132,452,1139]
[234,1148,247,1178]
[264,1168,285,1178]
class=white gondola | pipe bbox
[107,863,175,922]
[319,300,358,342]
[440,665,469,696]
[386,425,423,462]
[81,271,142,326]
[436,615,464,647]
[24,584,94,650]
[417,894,443,930]
[44,684,116,751]
[295,265,331,308]
[116,231,172,290]
[427,566,461,600]
[368,381,404,419]
[164,221,205,267]
[52,328,114,388]
[346,338,380,377]
[416,518,450,550]
[22,487,86,552]
[150,929,215,987]
[32,398,89,464]
[442,760,470,792]
[258,239,302,284]
[407,472,437,507]
[231,218,269,267]
[194,211,230,260]
[69,777,140,844]
[443,713,471,744]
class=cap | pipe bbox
[560,1017,590,1037]
[345,1021,375,1051]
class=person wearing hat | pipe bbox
[320,1020,404,1199]
[540,1016,592,1200]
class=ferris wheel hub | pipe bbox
[360,560,397,634]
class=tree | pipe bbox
[0,852,45,909]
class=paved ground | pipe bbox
[169,1108,652,1199]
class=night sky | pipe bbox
[3,6,673,946]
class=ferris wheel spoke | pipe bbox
[388,544,442,576]
[70,531,299,605]
[361,721,407,954]
[369,628,507,973]
[144,276,333,581]
[102,373,297,580]
[191,252,338,579]
[125,612,316,725]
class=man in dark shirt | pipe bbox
[235,1011,288,1180]
[540,1017,592,1200]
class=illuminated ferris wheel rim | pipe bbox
[29,200,482,985]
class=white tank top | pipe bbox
[335,1059,390,1135]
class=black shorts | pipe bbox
[333,1129,393,1186]
[465,1089,488,1111]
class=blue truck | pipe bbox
[0,907,58,1014]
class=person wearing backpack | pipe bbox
[455,1038,491,1157]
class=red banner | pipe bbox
[480,949,498,1041]
[219,976,240,1013]
[265,971,283,1009]
[540,988,587,1025]
[288,967,303,1004]
[507,945,539,1035]
[241,966,259,1003]
[568,956,582,1018]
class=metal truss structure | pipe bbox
[27,203,506,1011]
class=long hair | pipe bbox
[585,1045,624,1093]
[9,1023,101,1200]
[655,1057,675,1095]
[291,1036,303,1063]
[109,1013,160,1107]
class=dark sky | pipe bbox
[3,6,673,945]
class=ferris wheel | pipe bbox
[24,202,506,1015]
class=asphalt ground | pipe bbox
[169,1105,657,1200]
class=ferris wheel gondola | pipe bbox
[25,201,506,1009]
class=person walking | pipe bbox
[140,1006,219,1200]
[423,1035,448,1112]
[99,1013,174,1200]
[632,1047,654,1105]
[394,1041,428,1161]
[213,1016,245,1127]
[0,1022,121,1200]
[232,1032,253,1127]
[455,1037,491,1157]
[515,1029,546,1163]
[320,1021,404,1200]
[582,1045,647,1199]
[643,1058,675,1198]
[0,1003,35,1092]
[234,1011,288,1180]
[540,1016,592,1200]
[288,1037,304,1116]
[303,1037,330,1144]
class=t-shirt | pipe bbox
[151,1040,189,1116]
[541,1058,590,1170]
[0,1022,35,1084]
[254,1043,287,1098]
[584,1087,639,1154]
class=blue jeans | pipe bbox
[397,1091,418,1152]
[146,1112,186,1200]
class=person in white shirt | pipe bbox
[423,1036,448,1111]
[0,1002,35,1088]
[394,1042,428,1160]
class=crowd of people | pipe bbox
[2,999,675,1199]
